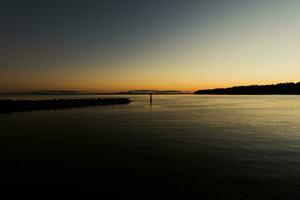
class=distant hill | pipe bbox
[194,82,300,95]
[119,90,191,94]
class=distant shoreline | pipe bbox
[0,98,131,113]
[0,90,192,96]
[0,93,193,96]
[195,82,300,95]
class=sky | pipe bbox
[1,0,300,92]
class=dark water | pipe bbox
[1,95,300,198]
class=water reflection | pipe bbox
[0,95,300,198]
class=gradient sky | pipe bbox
[1,0,300,92]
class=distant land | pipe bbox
[0,90,84,95]
[195,82,300,95]
[119,90,191,94]
[0,90,191,95]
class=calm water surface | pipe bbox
[0,95,300,198]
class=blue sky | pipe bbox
[1,0,299,92]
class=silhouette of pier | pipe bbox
[0,98,131,113]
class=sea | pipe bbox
[0,94,300,199]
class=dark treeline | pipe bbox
[195,82,300,95]
[0,98,131,113]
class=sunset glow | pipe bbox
[1,0,299,92]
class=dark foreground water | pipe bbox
[0,95,300,198]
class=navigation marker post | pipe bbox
[150,93,153,105]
